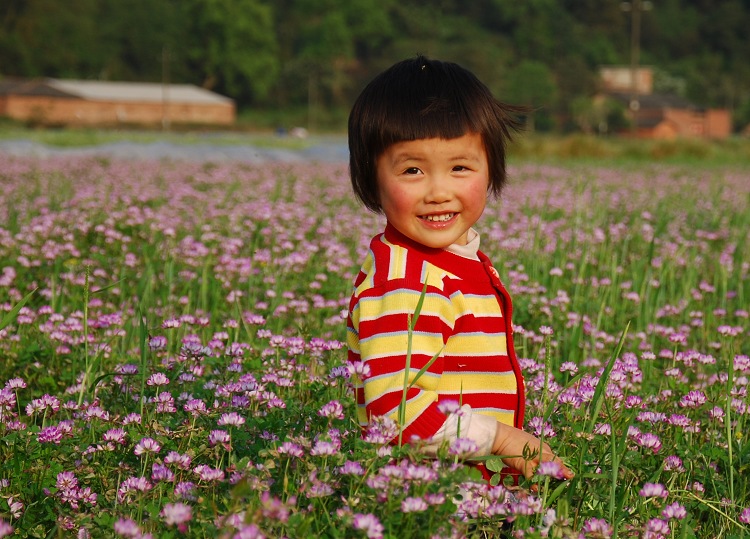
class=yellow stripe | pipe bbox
[445,334,507,355]
[358,291,454,326]
[355,252,376,295]
[387,391,438,425]
[453,295,504,316]
[439,372,518,392]
[387,242,407,280]
[360,331,445,359]
[364,371,440,406]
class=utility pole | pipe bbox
[622,1,652,135]
[161,46,170,131]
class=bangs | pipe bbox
[362,60,491,154]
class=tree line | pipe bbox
[1,0,749,132]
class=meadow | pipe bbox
[0,152,748,538]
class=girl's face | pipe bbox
[375,132,489,249]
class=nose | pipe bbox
[424,175,452,204]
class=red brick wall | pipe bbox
[704,109,731,139]
[2,95,235,126]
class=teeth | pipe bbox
[423,213,455,222]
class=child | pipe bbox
[346,55,573,482]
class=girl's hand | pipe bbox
[491,421,574,480]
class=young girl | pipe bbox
[346,56,573,482]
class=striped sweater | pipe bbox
[347,223,525,445]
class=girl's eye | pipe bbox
[452,165,469,172]
[404,167,421,175]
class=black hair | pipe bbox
[348,55,527,213]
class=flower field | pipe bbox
[0,154,748,538]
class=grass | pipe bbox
[0,152,747,537]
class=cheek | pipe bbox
[466,181,489,208]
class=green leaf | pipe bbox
[584,322,630,435]
[0,287,38,331]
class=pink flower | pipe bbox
[161,502,192,526]
[0,520,12,538]
[401,496,428,513]
[193,464,224,482]
[37,425,63,444]
[662,502,687,520]
[437,399,461,415]
[637,432,662,453]
[639,482,668,499]
[57,471,78,490]
[113,518,141,537]
[208,430,231,447]
[536,460,565,479]
[679,390,707,408]
[448,437,479,457]
[352,513,384,539]
[310,440,339,456]
[739,507,750,524]
[165,451,192,470]
[134,437,161,456]
[5,378,26,389]
[217,412,245,426]
[644,517,670,537]
[117,476,153,503]
[277,441,304,457]
[102,428,127,445]
[317,400,344,419]
[147,373,170,386]
[581,517,612,538]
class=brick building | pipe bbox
[0,78,235,127]
[599,66,731,139]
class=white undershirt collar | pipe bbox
[445,228,480,260]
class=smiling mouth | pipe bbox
[420,213,456,223]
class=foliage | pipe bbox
[1,0,750,130]
[0,155,748,537]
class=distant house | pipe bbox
[0,78,235,127]
[598,66,731,139]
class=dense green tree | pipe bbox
[505,60,558,131]
[183,0,279,102]
[1,0,749,131]
[1,0,105,78]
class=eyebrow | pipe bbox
[390,152,482,165]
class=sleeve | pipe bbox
[352,280,456,443]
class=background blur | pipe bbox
[1,0,749,134]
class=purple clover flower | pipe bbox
[217,412,245,426]
[317,399,344,419]
[536,460,565,479]
[639,482,669,498]
[448,437,479,458]
[161,502,192,528]
[679,390,707,408]
[352,513,384,539]
[37,426,63,444]
[662,502,687,520]
[401,496,428,513]
[581,517,612,538]
[146,372,170,386]
[134,437,161,456]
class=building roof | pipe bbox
[0,78,71,98]
[0,78,234,105]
